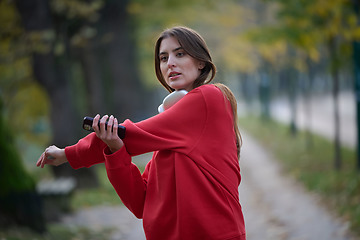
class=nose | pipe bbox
[167,55,176,68]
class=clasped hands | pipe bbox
[36,114,124,168]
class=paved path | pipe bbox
[61,205,145,240]
[270,91,356,148]
[239,132,355,240]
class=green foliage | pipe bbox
[51,0,104,20]
[0,0,51,147]
[0,1,40,196]
[0,0,105,163]
[50,0,104,49]
[0,98,35,196]
[240,115,360,236]
[249,0,360,72]
[127,0,264,85]
[0,1,32,93]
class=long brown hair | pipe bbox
[154,26,242,158]
[154,26,216,92]
[214,83,242,158]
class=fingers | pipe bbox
[36,152,45,167]
[41,156,47,168]
[113,117,118,135]
[93,114,118,138]
[37,150,50,168]
[100,115,109,133]
[37,146,55,168]
[107,115,114,135]
[42,147,52,168]
[92,114,100,133]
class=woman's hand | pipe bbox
[36,145,68,168]
[93,114,124,153]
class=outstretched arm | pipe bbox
[40,114,122,170]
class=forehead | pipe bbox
[159,36,181,54]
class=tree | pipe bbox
[0,1,46,231]
[14,0,101,187]
[0,97,45,232]
[95,0,150,120]
[353,0,360,170]
[255,0,360,169]
[13,0,153,187]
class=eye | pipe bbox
[176,51,185,57]
[160,55,168,62]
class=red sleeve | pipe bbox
[64,132,107,169]
[64,87,207,168]
[122,87,207,156]
[65,132,150,218]
[104,146,151,218]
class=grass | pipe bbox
[239,115,360,237]
[71,165,124,209]
[71,163,146,208]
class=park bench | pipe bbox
[36,177,76,221]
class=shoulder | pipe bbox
[196,84,221,93]
[191,84,225,104]
[170,84,225,112]
[191,84,223,98]
[194,84,233,117]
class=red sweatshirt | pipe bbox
[65,84,246,240]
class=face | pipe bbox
[159,37,204,92]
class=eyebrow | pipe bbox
[159,47,183,56]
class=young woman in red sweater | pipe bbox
[37,26,246,240]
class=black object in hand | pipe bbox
[82,116,126,139]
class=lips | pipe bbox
[169,72,181,80]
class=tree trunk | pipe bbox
[79,44,105,116]
[285,68,298,137]
[259,72,271,121]
[353,0,360,170]
[15,0,99,187]
[328,37,342,170]
[304,57,315,149]
[98,0,150,121]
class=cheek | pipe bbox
[190,66,201,79]
[160,64,167,78]
[188,61,201,77]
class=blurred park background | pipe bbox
[1,0,360,239]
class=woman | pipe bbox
[37,26,246,240]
